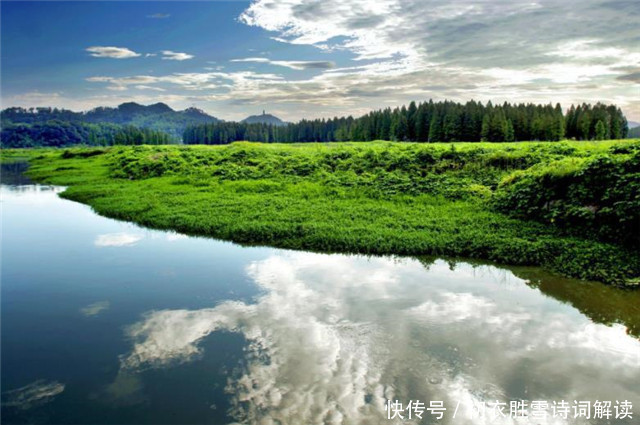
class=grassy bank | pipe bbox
[3,140,639,287]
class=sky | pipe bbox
[1,0,639,122]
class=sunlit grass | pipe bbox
[4,139,639,286]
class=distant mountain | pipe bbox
[241,111,286,126]
[1,102,220,141]
[628,121,640,129]
[628,126,640,138]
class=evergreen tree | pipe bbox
[595,120,606,140]
[428,110,443,142]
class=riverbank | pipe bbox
[3,140,639,287]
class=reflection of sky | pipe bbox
[122,252,640,425]
[80,301,110,317]
[2,183,639,424]
[1,380,65,410]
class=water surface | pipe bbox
[1,180,639,424]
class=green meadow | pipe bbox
[4,139,639,287]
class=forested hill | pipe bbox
[241,112,286,126]
[1,102,219,140]
[184,100,629,144]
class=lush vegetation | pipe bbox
[493,144,640,248]
[184,100,628,144]
[6,140,639,287]
[0,120,172,148]
[1,102,218,141]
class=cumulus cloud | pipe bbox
[234,0,639,120]
[161,50,194,61]
[86,46,141,59]
[119,252,640,424]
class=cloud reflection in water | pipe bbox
[95,232,144,247]
[120,252,640,424]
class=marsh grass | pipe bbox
[6,139,639,286]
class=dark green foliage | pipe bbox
[595,121,606,140]
[493,142,640,248]
[565,103,628,140]
[184,100,628,144]
[0,120,172,148]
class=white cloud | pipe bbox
[161,50,194,61]
[134,85,166,92]
[8,1,640,122]
[147,13,170,19]
[95,232,143,247]
[86,46,141,59]
[231,57,335,70]
[234,0,640,120]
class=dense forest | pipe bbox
[0,120,171,148]
[184,100,629,144]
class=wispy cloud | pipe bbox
[135,85,166,92]
[147,13,170,19]
[86,46,141,59]
[161,50,194,61]
[231,57,335,70]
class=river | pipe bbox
[1,171,639,424]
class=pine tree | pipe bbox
[415,104,429,141]
[505,119,515,142]
[428,110,443,142]
[595,120,606,140]
[407,101,417,140]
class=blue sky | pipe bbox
[2,0,639,121]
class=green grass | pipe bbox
[4,139,639,287]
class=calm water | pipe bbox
[1,177,639,424]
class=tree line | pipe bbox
[1,120,172,148]
[184,100,629,144]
